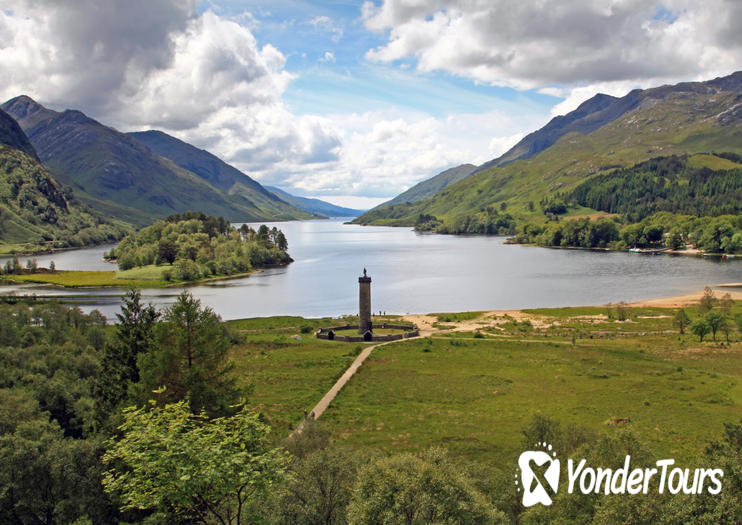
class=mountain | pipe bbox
[0,108,39,161]
[379,164,477,208]
[265,186,364,217]
[355,71,742,231]
[0,120,128,249]
[128,130,314,220]
[1,96,311,226]
[477,70,742,172]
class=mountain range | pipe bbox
[0,96,314,226]
[264,186,364,217]
[356,71,742,230]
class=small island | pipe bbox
[5,212,292,287]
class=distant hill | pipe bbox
[383,164,477,207]
[265,186,364,217]
[1,96,312,226]
[129,130,314,220]
[0,108,39,161]
[355,71,742,232]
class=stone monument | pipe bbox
[358,268,372,334]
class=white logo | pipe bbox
[516,446,724,507]
[516,442,560,507]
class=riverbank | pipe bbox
[2,268,261,288]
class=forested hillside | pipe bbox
[0,145,129,251]
[354,72,742,234]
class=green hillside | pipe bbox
[0,96,311,226]
[373,163,477,210]
[355,73,742,233]
[0,145,129,252]
[129,130,314,220]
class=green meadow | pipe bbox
[231,304,742,466]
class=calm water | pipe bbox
[1,219,740,320]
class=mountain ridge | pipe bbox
[1,96,312,226]
[354,71,742,231]
[127,130,313,221]
[264,186,365,217]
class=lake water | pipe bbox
[1,219,740,320]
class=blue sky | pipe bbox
[203,1,559,118]
[2,0,739,209]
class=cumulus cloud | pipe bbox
[362,0,742,91]
[0,0,549,199]
[0,1,342,182]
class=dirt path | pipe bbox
[291,339,400,436]
[291,285,741,437]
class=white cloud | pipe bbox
[0,0,551,200]
[362,0,742,90]
[308,15,344,42]
[319,51,336,63]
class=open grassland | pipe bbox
[226,316,374,434]
[232,304,742,465]
[4,265,255,288]
[5,270,168,288]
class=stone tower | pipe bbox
[358,268,372,334]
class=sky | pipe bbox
[1,1,740,208]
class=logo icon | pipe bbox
[516,442,560,507]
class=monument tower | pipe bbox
[358,268,372,334]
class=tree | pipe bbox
[138,291,241,416]
[691,318,711,342]
[673,309,690,335]
[271,447,366,525]
[103,401,287,525]
[257,224,270,244]
[0,419,115,525]
[348,448,506,525]
[158,239,177,264]
[49,260,55,272]
[705,311,727,342]
[276,231,288,252]
[94,289,159,425]
[698,286,716,314]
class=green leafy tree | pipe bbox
[691,318,711,342]
[704,311,727,342]
[348,448,506,525]
[138,291,241,416]
[102,400,287,525]
[158,239,177,264]
[673,309,690,335]
[0,417,115,524]
[271,447,365,525]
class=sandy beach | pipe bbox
[628,284,742,308]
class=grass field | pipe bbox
[226,316,374,433]
[6,270,168,288]
[4,265,254,288]
[231,304,742,467]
